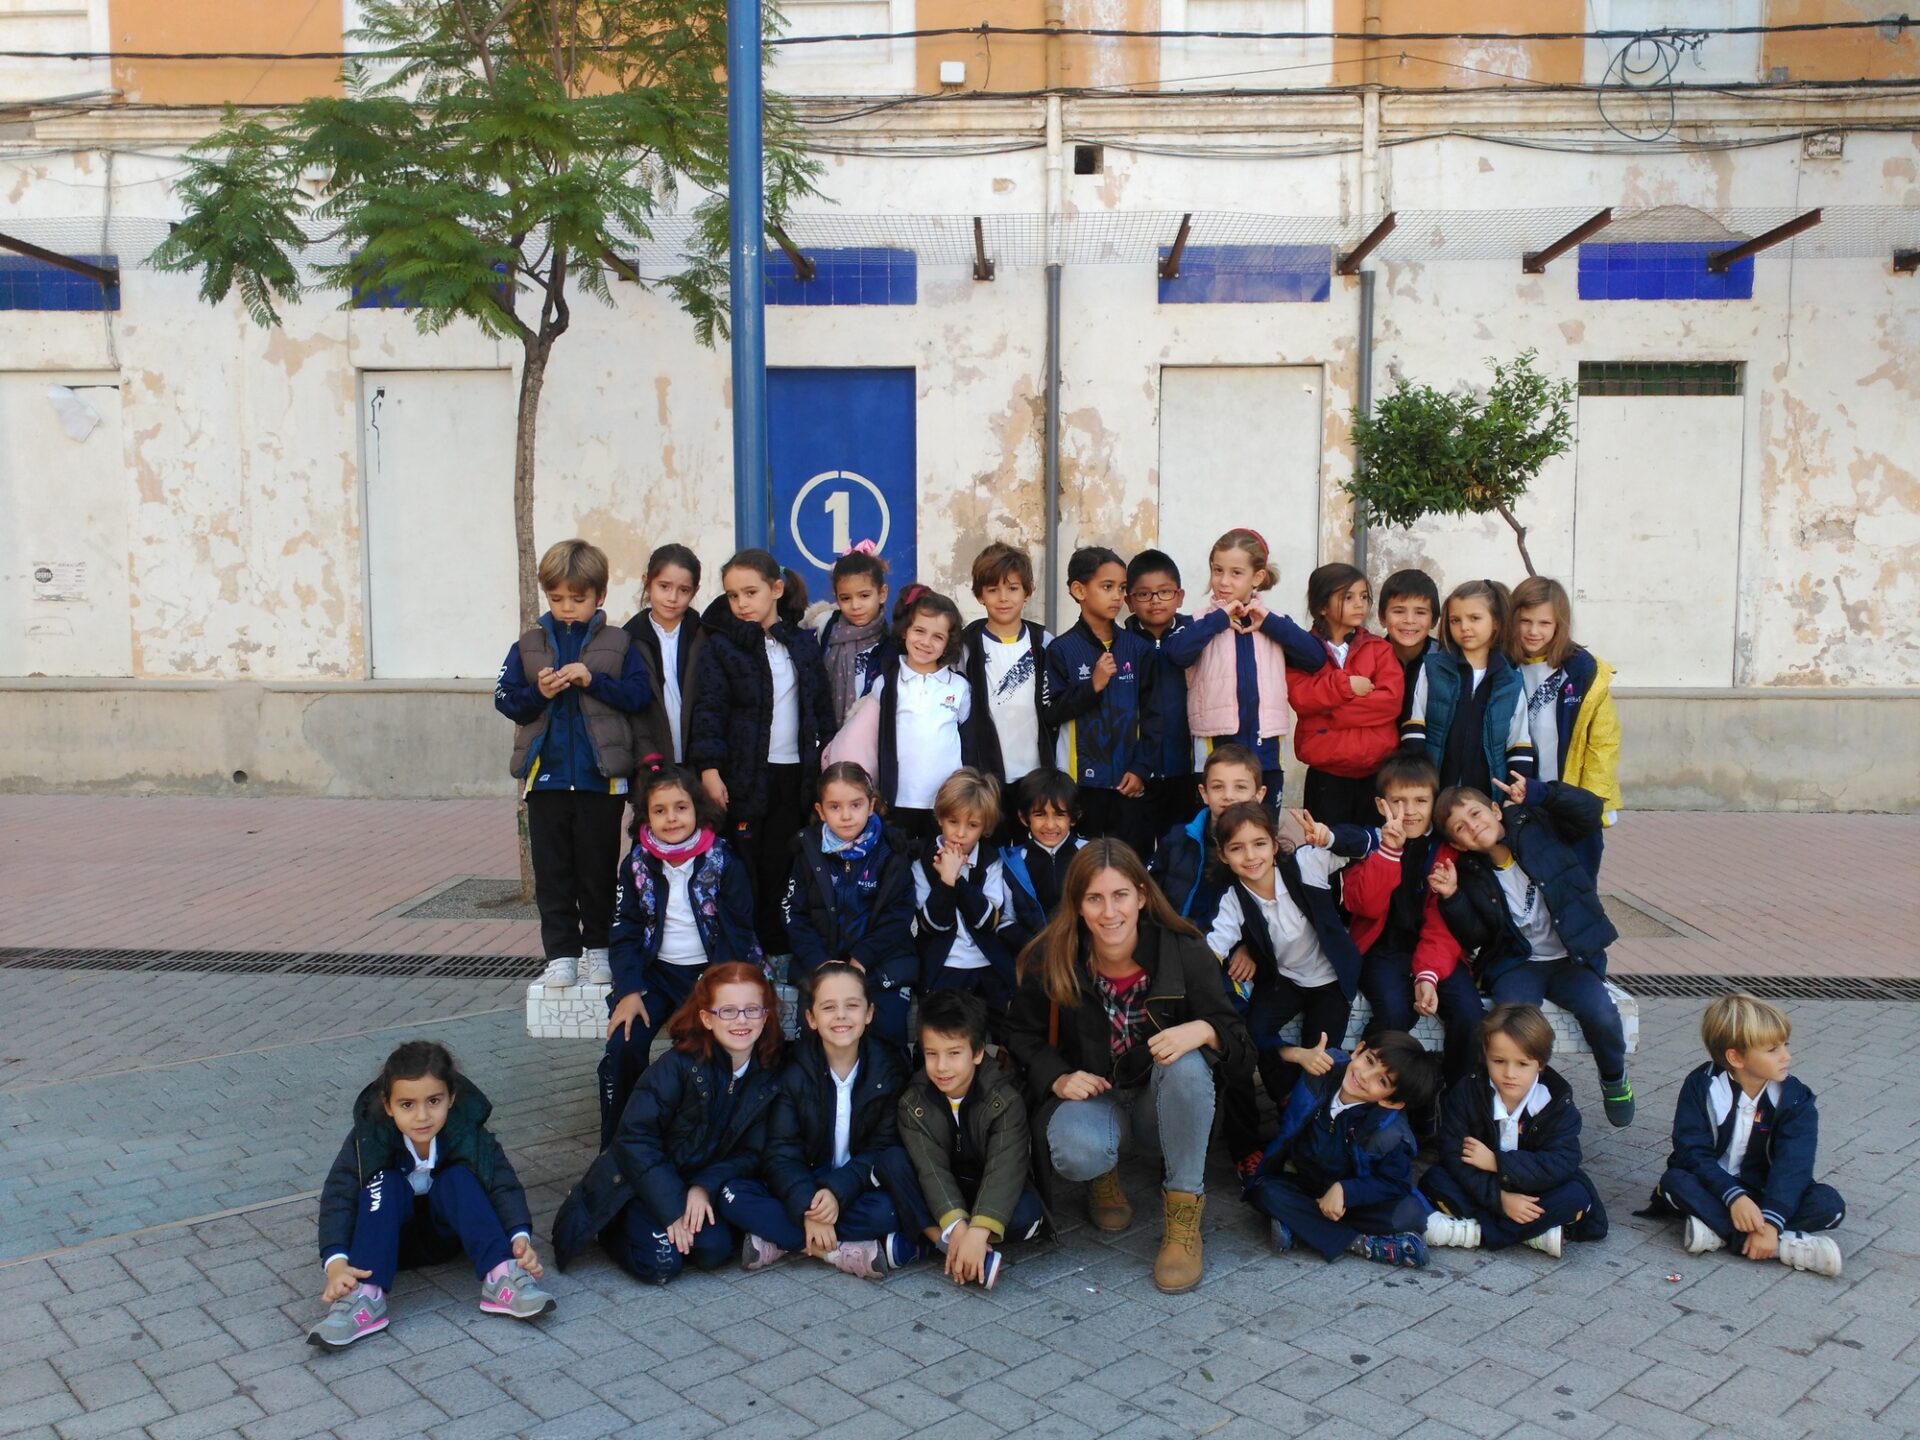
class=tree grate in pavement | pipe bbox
[1615,972,1920,1002]
[0,946,537,978]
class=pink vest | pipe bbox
[1186,598,1292,741]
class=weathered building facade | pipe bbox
[2,2,1917,805]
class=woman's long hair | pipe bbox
[1018,839,1198,1007]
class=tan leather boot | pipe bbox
[1086,1168,1132,1232]
[1153,1190,1205,1294]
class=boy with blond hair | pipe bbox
[496,539,653,989]
[1646,993,1844,1277]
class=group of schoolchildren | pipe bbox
[306,530,1848,1350]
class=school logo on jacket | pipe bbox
[1077,662,1092,679]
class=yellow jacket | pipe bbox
[1561,654,1622,822]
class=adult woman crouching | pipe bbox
[1005,839,1252,1293]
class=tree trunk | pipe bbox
[512,336,554,902]
[1494,500,1537,578]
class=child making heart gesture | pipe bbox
[1162,529,1326,815]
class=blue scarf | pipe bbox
[821,814,883,860]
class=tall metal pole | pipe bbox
[728,0,770,550]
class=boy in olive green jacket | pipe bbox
[896,990,1047,1288]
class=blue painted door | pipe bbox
[769,368,916,603]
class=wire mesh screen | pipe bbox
[5,205,1917,277]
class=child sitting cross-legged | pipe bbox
[309,1041,552,1349]
[719,963,923,1279]
[896,989,1048,1289]
[1423,1003,1608,1258]
[1643,993,1844,1277]
[1243,1032,1442,1269]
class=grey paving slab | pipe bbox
[3,937,1918,1440]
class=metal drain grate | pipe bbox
[0,946,538,978]
[1615,974,1920,1002]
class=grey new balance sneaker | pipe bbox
[307,1287,388,1349]
[479,1265,554,1319]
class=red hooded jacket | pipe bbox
[1286,628,1405,779]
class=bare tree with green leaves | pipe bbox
[154,0,819,628]
[1345,350,1574,577]
[155,0,818,899]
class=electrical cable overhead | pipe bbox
[0,13,1913,60]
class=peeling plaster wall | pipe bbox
[2,131,1918,695]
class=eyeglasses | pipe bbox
[1129,587,1179,604]
[705,1005,768,1021]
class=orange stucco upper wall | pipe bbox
[109,0,344,105]
[1330,0,1587,87]
[99,0,1914,105]
[1763,0,1920,80]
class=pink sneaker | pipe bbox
[831,1240,885,1280]
[739,1234,787,1273]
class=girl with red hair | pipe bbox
[551,963,785,1281]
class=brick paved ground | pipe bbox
[2,797,1918,1439]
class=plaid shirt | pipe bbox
[1089,966,1151,1059]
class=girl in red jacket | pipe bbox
[1286,564,1405,828]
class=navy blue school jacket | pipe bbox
[1150,809,1231,928]
[1436,1065,1597,1223]
[1247,1053,1418,1210]
[687,596,836,822]
[1039,620,1162,790]
[1437,780,1619,988]
[960,618,1056,786]
[1663,1062,1825,1236]
[1123,612,1196,784]
[761,1033,909,1221]
[1213,839,1373,1002]
[607,838,762,1003]
[781,821,916,980]
[1002,834,1084,916]
[908,845,1044,993]
[317,1080,530,1264]
[551,1048,780,1269]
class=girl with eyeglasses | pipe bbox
[552,963,785,1283]
[598,766,762,1151]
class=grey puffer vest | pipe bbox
[508,619,640,782]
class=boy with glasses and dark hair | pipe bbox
[1123,548,1196,846]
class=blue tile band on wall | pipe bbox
[0,254,119,311]
[1157,244,1332,304]
[767,247,917,306]
[1577,242,1755,300]
[352,259,510,309]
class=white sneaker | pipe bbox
[538,956,579,988]
[1425,1212,1481,1248]
[1524,1226,1563,1259]
[1777,1231,1843,1278]
[1683,1217,1726,1254]
[582,949,612,986]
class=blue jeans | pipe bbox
[1489,956,1626,1082]
[601,1191,736,1284]
[1046,1048,1215,1194]
[1248,1170,1431,1261]
[599,961,705,1150]
[346,1164,513,1293]
[715,1159,905,1251]
[1655,1167,1844,1244]
[1359,950,1484,1084]
[1423,1164,1608,1248]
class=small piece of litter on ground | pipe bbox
[1665,1273,1682,1282]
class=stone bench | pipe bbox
[527,980,805,1041]
[530,979,1637,1056]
